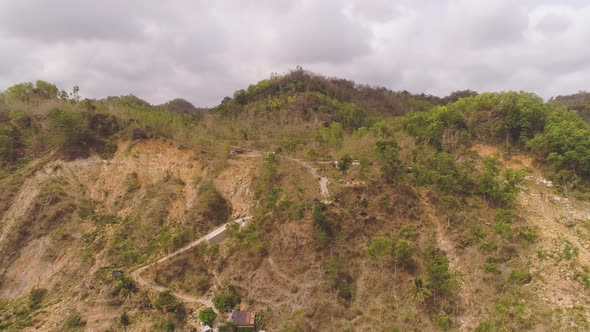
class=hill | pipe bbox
[0,72,589,331]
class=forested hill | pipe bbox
[551,91,590,122]
[1,70,590,331]
[213,68,477,120]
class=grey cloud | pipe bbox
[273,1,373,64]
[350,0,401,23]
[0,0,151,42]
[445,0,529,48]
[0,0,589,106]
[535,12,571,34]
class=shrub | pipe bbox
[119,311,131,331]
[437,315,451,330]
[508,270,531,285]
[399,225,418,239]
[478,156,525,206]
[28,288,47,309]
[337,281,356,301]
[518,227,539,244]
[415,152,465,193]
[526,109,590,180]
[63,311,86,330]
[375,139,404,184]
[395,239,413,267]
[338,154,353,174]
[198,307,217,325]
[427,254,454,297]
[47,108,91,158]
[153,290,177,310]
[312,203,334,248]
[112,274,137,298]
[560,241,579,260]
[212,283,241,311]
[493,209,514,238]
[366,236,394,266]
[484,263,501,275]
[326,256,356,301]
[97,138,117,159]
[192,180,231,223]
[125,172,141,192]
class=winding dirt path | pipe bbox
[284,156,330,201]
[421,194,475,331]
[130,151,329,309]
[130,217,250,307]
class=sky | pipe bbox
[0,0,589,107]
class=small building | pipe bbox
[199,322,213,332]
[230,311,256,330]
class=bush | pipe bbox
[97,138,117,159]
[338,154,353,174]
[508,270,531,285]
[326,256,356,301]
[63,311,86,331]
[47,108,91,158]
[493,209,514,238]
[437,315,451,330]
[415,152,465,194]
[375,140,404,184]
[395,239,413,267]
[119,311,131,331]
[112,274,137,298]
[427,254,454,297]
[212,283,241,311]
[125,172,141,192]
[366,236,394,266]
[312,203,334,248]
[153,290,177,310]
[191,180,231,225]
[198,307,217,325]
[526,109,590,180]
[479,157,525,206]
[28,288,47,309]
[399,225,418,239]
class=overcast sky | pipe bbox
[1,0,589,107]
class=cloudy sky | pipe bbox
[0,0,589,106]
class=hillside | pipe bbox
[1,71,590,331]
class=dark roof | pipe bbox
[231,311,256,327]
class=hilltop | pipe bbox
[0,70,590,331]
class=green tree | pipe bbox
[479,156,525,206]
[426,254,454,305]
[375,139,404,184]
[416,152,464,193]
[366,236,394,266]
[71,85,80,103]
[34,80,58,99]
[317,122,344,147]
[527,109,590,180]
[5,82,34,103]
[212,283,241,311]
[338,154,353,174]
[198,307,217,326]
[312,203,333,248]
[395,239,413,268]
